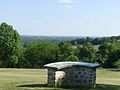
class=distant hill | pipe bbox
[21,35,85,46]
[21,35,120,46]
[21,35,85,43]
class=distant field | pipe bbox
[0,68,120,90]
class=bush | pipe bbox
[104,49,120,68]
[114,60,120,68]
[82,58,95,63]
[24,40,59,68]
[77,43,96,63]
[64,55,79,61]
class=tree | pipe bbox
[105,49,120,68]
[77,42,96,62]
[97,43,118,66]
[24,40,59,68]
[114,60,120,68]
[0,23,23,67]
[64,55,79,61]
[58,41,72,61]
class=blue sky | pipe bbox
[0,0,120,36]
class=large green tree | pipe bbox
[0,23,23,67]
[105,49,120,68]
[97,43,118,66]
[77,42,96,62]
[24,40,59,68]
[58,41,72,61]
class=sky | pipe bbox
[0,0,120,36]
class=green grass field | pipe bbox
[0,68,120,90]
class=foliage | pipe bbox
[57,41,72,61]
[77,42,96,62]
[114,60,120,68]
[105,49,120,68]
[97,43,116,63]
[97,43,120,68]
[71,36,120,45]
[23,40,59,68]
[0,23,23,68]
[64,55,79,61]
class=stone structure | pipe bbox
[44,62,100,88]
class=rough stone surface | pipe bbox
[47,67,96,88]
[44,62,100,88]
[47,68,56,86]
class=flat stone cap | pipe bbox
[44,62,100,70]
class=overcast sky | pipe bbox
[0,0,120,36]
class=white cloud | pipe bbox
[33,18,56,24]
[58,5,73,8]
[57,0,77,8]
[58,0,76,4]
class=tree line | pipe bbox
[71,36,120,45]
[0,23,120,68]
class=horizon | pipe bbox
[1,0,120,36]
[21,34,119,38]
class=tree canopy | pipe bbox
[0,23,23,67]
[23,40,59,68]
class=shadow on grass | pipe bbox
[96,84,120,90]
[18,84,48,88]
[18,84,120,90]
[106,69,120,72]
[18,84,61,90]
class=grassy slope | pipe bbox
[0,68,120,90]
[0,69,47,90]
[96,69,120,90]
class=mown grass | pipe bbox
[0,68,120,90]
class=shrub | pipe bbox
[114,60,120,68]
[64,55,79,62]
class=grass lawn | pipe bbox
[0,68,120,90]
